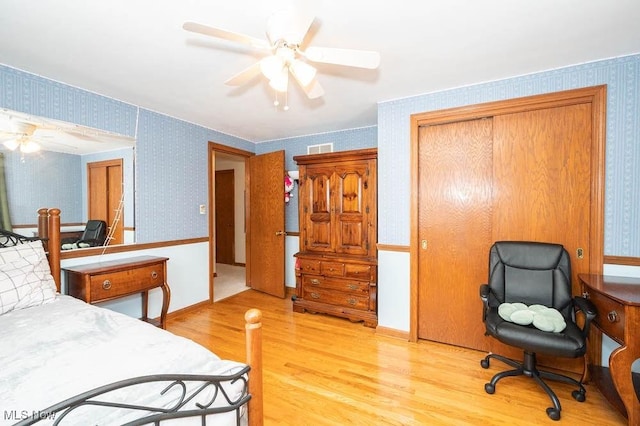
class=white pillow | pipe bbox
[498,302,566,333]
[0,241,57,315]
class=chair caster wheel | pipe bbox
[480,358,490,369]
[572,390,586,402]
[546,407,560,421]
[484,383,495,394]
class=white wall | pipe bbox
[600,264,640,368]
[60,242,210,318]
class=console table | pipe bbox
[65,256,171,329]
[579,273,640,425]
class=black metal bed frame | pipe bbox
[0,229,42,248]
[2,229,252,426]
[14,367,251,425]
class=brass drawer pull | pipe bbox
[347,298,357,306]
[102,280,112,290]
[347,284,359,290]
[310,278,320,285]
[607,311,619,323]
[310,292,320,299]
[151,271,158,279]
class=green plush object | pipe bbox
[498,302,566,333]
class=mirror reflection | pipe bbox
[0,108,136,248]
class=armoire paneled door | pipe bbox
[412,86,606,362]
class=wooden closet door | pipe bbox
[417,118,493,349]
[88,159,123,245]
[491,104,592,296]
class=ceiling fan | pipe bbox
[0,109,135,156]
[0,120,45,154]
[183,10,380,106]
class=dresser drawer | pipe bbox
[302,287,369,310]
[90,263,165,300]
[299,260,321,275]
[302,275,369,294]
[588,290,625,343]
[345,264,372,280]
[321,261,345,277]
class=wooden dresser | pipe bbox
[64,256,170,329]
[579,273,640,426]
[293,148,378,327]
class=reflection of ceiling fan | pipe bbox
[0,109,135,156]
[0,121,42,153]
[183,10,380,107]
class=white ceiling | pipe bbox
[1,0,639,143]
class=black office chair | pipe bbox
[61,220,107,250]
[479,241,597,421]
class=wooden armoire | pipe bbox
[293,148,378,327]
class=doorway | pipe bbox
[208,143,287,302]
[212,150,249,301]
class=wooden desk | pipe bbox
[65,256,171,329]
[579,273,640,425]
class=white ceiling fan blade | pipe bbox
[183,22,270,50]
[266,10,315,45]
[289,59,316,87]
[301,78,324,99]
[224,62,263,86]
[303,46,380,69]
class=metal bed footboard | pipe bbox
[15,367,251,426]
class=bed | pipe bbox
[0,208,263,426]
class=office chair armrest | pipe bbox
[573,296,597,336]
[480,284,490,321]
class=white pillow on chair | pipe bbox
[498,302,566,333]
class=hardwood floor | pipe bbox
[167,290,626,425]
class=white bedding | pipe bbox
[0,295,247,425]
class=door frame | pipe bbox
[208,142,253,302]
[409,85,607,342]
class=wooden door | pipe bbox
[488,105,593,371]
[491,105,592,295]
[334,161,375,257]
[248,151,285,298]
[88,159,123,245]
[302,165,333,253]
[417,119,494,349]
[215,169,235,265]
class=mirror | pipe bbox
[0,108,136,246]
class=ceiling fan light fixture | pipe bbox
[290,59,316,87]
[20,140,40,153]
[260,55,285,81]
[3,139,19,151]
[269,67,289,93]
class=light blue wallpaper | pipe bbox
[378,54,640,257]
[0,64,253,242]
[3,53,639,256]
[135,109,254,242]
[257,126,377,232]
[3,149,82,224]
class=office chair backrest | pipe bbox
[487,241,572,317]
[81,220,107,246]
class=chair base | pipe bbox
[481,351,586,421]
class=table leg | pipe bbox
[160,282,171,329]
[141,290,149,322]
[609,334,640,425]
